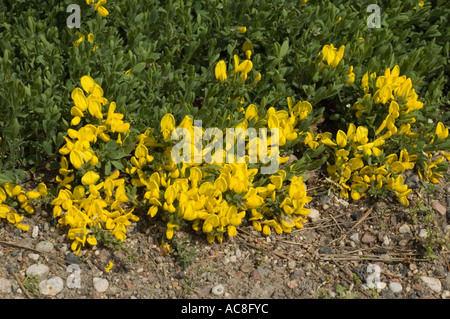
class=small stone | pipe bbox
[399,239,409,246]
[381,236,390,246]
[412,284,421,291]
[322,204,330,210]
[286,280,298,289]
[409,264,417,271]
[26,264,49,279]
[35,241,54,253]
[406,174,420,189]
[318,246,334,254]
[0,278,12,294]
[31,226,39,239]
[307,208,320,222]
[28,253,40,261]
[441,291,450,299]
[39,276,64,296]
[361,233,376,244]
[418,229,428,238]
[431,201,446,216]
[65,252,80,264]
[349,233,360,243]
[372,247,388,255]
[230,256,237,263]
[389,282,403,293]
[399,224,411,234]
[235,249,242,258]
[288,260,296,270]
[174,271,185,280]
[211,284,225,296]
[421,276,442,293]
[93,278,109,293]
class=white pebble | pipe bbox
[211,284,225,296]
[31,226,39,238]
[421,276,442,293]
[418,229,428,238]
[399,224,411,234]
[389,282,403,293]
[307,208,320,222]
[93,277,109,293]
[28,253,40,261]
[235,249,242,258]
[229,256,237,263]
[39,277,64,296]
[26,264,49,279]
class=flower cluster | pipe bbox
[215,37,261,84]
[313,65,449,206]
[53,76,137,254]
[86,0,109,17]
[0,183,47,231]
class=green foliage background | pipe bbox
[0,0,448,183]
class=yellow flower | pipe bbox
[161,113,175,140]
[214,60,227,82]
[94,0,109,17]
[81,171,100,185]
[105,261,114,273]
[436,122,448,139]
[237,26,247,34]
[345,66,355,83]
[418,1,424,6]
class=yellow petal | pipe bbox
[81,171,100,186]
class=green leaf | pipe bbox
[132,62,147,73]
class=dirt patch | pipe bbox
[0,174,449,300]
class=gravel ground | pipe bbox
[0,172,449,300]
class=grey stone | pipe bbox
[35,241,54,253]
[288,260,296,270]
[318,246,334,254]
[26,264,49,279]
[349,233,360,243]
[389,282,403,293]
[65,252,80,264]
[0,278,12,294]
[39,276,64,296]
[406,174,420,189]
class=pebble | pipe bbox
[382,235,390,246]
[35,241,54,253]
[406,174,420,189]
[93,278,109,293]
[421,276,442,293]
[389,282,403,293]
[0,278,12,294]
[361,233,376,244]
[418,229,428,238]
[322,204,330,210]
[288,260,296,270]
[26,263,49,279]
[399,224,411,234]
[431,201,446,216]
[211,284,225,296]
[39,276,64,296]
[349,233,360,243]
[65,252,80,264]
[372,247,388,255]
[318,246,334,255]
[307,208,320,222]
[31,226,39,239]
[229,256,237,263]
[28,253,40,261]
[235,249,242,258]
[442,291,450,299]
